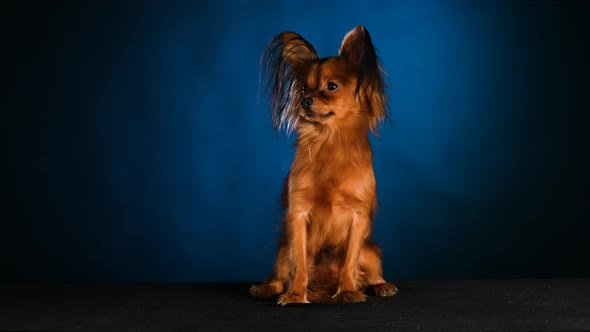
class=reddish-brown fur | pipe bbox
[250,26,397,305]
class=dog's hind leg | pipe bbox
[359,241,398,297]
[250,239,290,299]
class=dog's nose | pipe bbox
[300,98,313,109]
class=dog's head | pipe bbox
[261,26,388,134]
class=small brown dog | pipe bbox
[250,26,397,305]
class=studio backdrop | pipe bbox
[5,1,589,282]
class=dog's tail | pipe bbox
[306,290,336,303]
[307,274,350,303]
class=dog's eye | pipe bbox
[302,84,309,93]
[327,82,338,91]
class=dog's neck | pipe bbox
[293,121,373,166]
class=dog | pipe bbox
[250,25,397,305]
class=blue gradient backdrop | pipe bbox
[5,1,589,282]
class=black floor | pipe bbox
[2,279,589,331]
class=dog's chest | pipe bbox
[301,157,375,211]
[293,141,375,200]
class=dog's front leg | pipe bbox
[334,211,369,303]
[277,210,310,305]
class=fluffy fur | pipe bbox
[250,26,397,305]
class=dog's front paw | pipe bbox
[277,293,309,306]
[370,283,398,297]
[333,290,366,303]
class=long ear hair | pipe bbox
[339,26,390,133]
[260,32,318,134]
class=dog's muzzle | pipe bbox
[300,98,334,119]
[300,98,313,110]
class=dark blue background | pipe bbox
[5,1,589,282]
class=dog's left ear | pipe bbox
[339,26,373,70]
[339,26,388,132]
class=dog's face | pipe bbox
[262,26,388,134]
[295,58,359,126]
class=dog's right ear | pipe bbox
[261,32,318,133]
[279,32,318,65]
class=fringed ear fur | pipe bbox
[339,26,389,133]
[260,32,318,133]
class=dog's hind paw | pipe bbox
[250,283,281,299]
[369,283,398,297]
